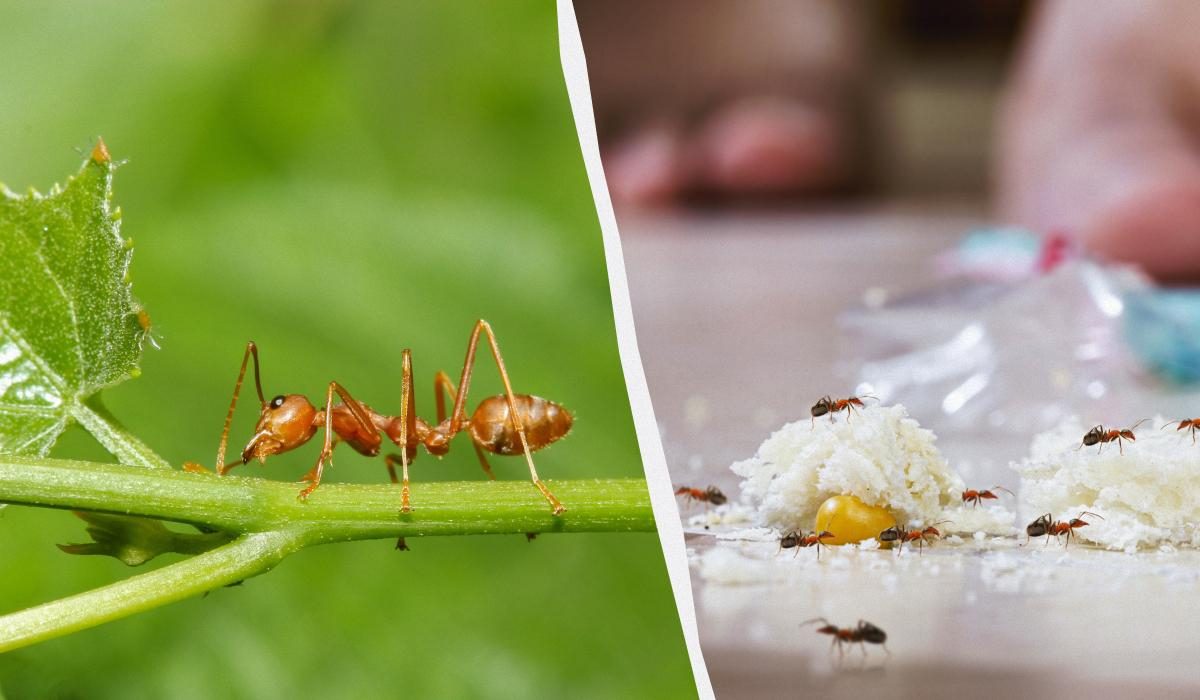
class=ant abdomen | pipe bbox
[470,394,573,455]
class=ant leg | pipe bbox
[449,320,565,515]
[381,455,412,551]
[396,350,419,513]
[435,370,496,480]
[383,453,412,513]
[298,382,378,500]
[194,341,266,476]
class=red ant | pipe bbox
[878,521,948,555]
[1163,418,1200,445]
[1078,419,1147,455]
[1025,511,1104,548]
[961,485,1013,508]
[778,529,835,560]
[810,394,875,427]
[184,320,572,516]
[674,485,727,506]
[802,618,889,663]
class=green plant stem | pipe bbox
[0,455,654,650]
[0,455,654,538]
[0,530,306,652]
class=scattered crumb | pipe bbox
[697,546,779,585]
[941,503,1016,536]
[714,526,777,543]
[686,502,754,530]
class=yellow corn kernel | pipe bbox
[814,495,897,545]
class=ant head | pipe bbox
[810,397,832,417]
[878,527,900,542]
[857,621,887,644]
[817,530,834,540]
[706,487,728,505]
[1082,426,1103,446]
[242,394,319,463]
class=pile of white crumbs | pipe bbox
[1014,416,1200,551]
[729,404,1014,536]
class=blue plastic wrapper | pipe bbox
[1124,289,1200,384]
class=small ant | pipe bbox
[961,485,1013,508]
[184,320,572,515]
[778,529,835,560]
[810,394,875,427]
[1078,419,1147,455]
[802,618,890,663]
[1163,418,1200,445]
[674,485,727,506]
[1025,511,1104,548]
[878,521,948,555]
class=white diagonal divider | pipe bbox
[556,3,714,697]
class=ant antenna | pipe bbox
[215,342,265,470]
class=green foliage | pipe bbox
[0,3,697,698]
[0,144,148,457]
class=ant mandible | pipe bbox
[1163,418,1200,445]
[810,394,874,427]
[1078,419,1147,455]
[1025,511,1104,547]
[185,320,572,515]
[878,521,948,555]
[802,618,889,662]
[961,485,1014,508]
[674,485,727,506]
[778,529,835,560]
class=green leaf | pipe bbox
[0,141,160,466]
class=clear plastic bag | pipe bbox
[837,230,1200,480]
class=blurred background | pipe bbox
[0,3,696,698]
[579,0,1027,204]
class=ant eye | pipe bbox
[270,395,285,409]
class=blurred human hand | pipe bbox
[997,0,1200,282]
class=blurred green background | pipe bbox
[0,2,696,698]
